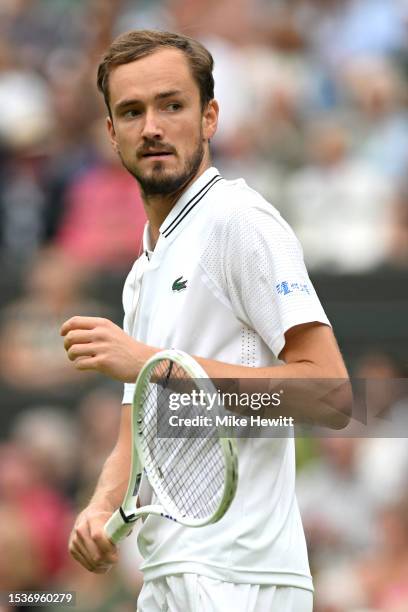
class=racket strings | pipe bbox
[169,439,225,515]
[139,359,226,520]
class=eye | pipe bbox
[166,103,182,112]
[123,109,142,118]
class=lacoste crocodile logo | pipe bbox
[172,276,188,292]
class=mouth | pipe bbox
[140,151,174,160]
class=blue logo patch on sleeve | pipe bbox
[276,281,310,296]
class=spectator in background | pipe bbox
[54,118,146,272]
[0,246,108,391]
[356,496,408,612]
[297,0,407,69]
[114,0,170,34]
[0,504,41,592]
[284,115,394,272]
[169,0,256,161]
[0,0,136,268]
[0,0,77,71]
[341,56,408,180]
[314,495,408,612]
[309,351,408,611]
[168,0,256,46]
[0,140,49,264]
[0,37,53,263]
[0,442,73,588]
[296,438,376,571]
[352,351,408,510]
[41,52,105,245]
[0,38,53,151]
[11,406,80,496]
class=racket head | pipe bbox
[133,349,238,527]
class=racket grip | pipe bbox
[104,508,136,544]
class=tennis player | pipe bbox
[61,30,349,612]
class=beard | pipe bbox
[120,136,205,196]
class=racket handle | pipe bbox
[104,508,136,544]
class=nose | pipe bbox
[141,108,163,141]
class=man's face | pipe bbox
[107,48,218,196]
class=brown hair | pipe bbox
[97,30,215,115]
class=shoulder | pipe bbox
[208,176,299,245]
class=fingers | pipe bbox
[66,345,96,363]
[63,329,94,352]
[69,512,119,574]
[60,315,141,381]
[89,526,119,561]
[61,320,116,368]
[60,316,108,337]
[63,328,104,367]
[71,544,113,574]
[71,542,106,573]
[77,525,118,566]
[72,356,101,371]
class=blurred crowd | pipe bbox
[0,0,407,611]
[1,0,408,273]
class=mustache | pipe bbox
[137,140,176,158]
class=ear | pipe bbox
[107,116,120,154]
[202,99,219,142]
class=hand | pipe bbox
[68,506,119,574]
[60,316,155,382]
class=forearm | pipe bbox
[194,356,345,380]
[194,358,350,428]
[88,445,131,513]
[68,404,132,574]
[192,325,351,429]
[87,404,133,512]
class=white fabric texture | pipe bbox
[122,167,330,589]
[137,574,313,612]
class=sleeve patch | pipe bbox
[276,281,311,296]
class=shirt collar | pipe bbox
[142,224,153,255]
[142,167,222,252]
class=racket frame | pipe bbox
[105,349,238,543]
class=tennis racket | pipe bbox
[104,349,238,544]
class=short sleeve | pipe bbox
[223,203,330,357]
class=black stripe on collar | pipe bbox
[162,174,222,238]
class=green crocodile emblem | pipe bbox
[172,276,188,292]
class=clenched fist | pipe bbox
[69,505,118,573]
[60,316,156,382]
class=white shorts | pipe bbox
[137,574,313,612]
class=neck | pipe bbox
[142,156,211,249]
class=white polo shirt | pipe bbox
[122,167,329,589]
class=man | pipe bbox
[61,30,349,612]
